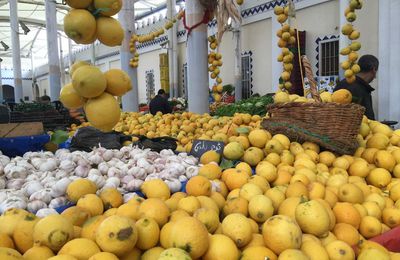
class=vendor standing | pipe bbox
[149,89,172,115]
[334,55,379,120]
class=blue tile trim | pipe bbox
[241,0,288,18]
[315,34,339,76]
[1,77,33,80]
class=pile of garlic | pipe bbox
[0,147,199,214]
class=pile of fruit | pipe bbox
[0,147,199,215]
[129,10,185,68]
[112,112,262,152]
[60,61,132,132]
[63,0,124,47]
[1,114,400,259]
[340,0,363,83]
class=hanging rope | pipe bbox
[182,10,211,36]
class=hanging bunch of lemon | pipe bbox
[63,0,124,47]
[340,0,363,83]
[129,10,185,68]
[274,5,296,92]
[208,36,224,103]
[60,61,132,132]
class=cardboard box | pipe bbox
[0,122,44,138]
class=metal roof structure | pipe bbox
[0,0,170,70]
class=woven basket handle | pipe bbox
[301,55,321,103]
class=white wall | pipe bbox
[242,18,272,95]
[1,69,34,101]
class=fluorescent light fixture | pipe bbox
[0,41,9,51]
[19,21,30,35]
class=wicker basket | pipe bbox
[262,56,365,155]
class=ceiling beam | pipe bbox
[0,16,63,30]
[0,0,70,10]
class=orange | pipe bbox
[224,169,249,191]
[333,223,359,246]
[333,202,361,229]
[186,176,212,196]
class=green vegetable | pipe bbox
[214,95,273,117]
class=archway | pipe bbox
[2,85,15,103]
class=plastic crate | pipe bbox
[0,134,50,157]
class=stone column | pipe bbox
[186,0,209,113]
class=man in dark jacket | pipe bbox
[334,55,379,120]
[149,89,172,115]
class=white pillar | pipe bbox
[167,0,175,98]
[59,34,66,86]
[233,21,242,101]
[186,0,209,113]
[45,0,61,101]
[172,14,179,98]
[119,0,139,112]
[378,0,400,123]
[9,0,23,103]
[339,0,351,80]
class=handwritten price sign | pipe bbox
[190,140,225,158]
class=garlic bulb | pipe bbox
[0,197,27,214]
[0,155,10,166]
[4,165,28,179]
[98,162,109,175]
[102,150,114,161]
[160,149,175,156]
[113,150,124,160]
[51,178,72,197]
[123,193,139,203]
[38,158,58,172]
[30,189,53,204]
[49,197,68,209]
[88,153,103,165]
[6,178,25,189]
[103,177,120,189]
[36,208,58,218]
[125,179,143,192]
[74,165,90,178]
[88,169,101,176]
[59,160,76,173]
[22,181,44,197]
[178,175,188,182]
[107,167,121,178]
[121,175,134,185]
[88,174,106,189]
[55,170,69,179]
[186,166,199,179]
[0,178,5,189]
[165,179,182,193]
[27,200,47,213]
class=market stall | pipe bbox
[1,0,400,259]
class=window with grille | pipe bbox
[319,39,339,77]
[241,53,252,99]
[183,63,188,99]
[145,70,155,103]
